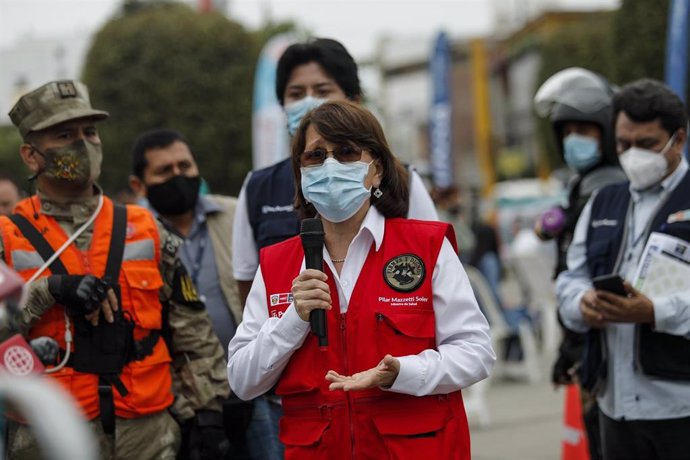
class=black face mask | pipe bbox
[146,175,201,216]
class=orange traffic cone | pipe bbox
[561,384,590,460]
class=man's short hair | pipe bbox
[612,78,688,136]
[275,38,362,105]
[131,128,192,179]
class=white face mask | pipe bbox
[619,134,676,190]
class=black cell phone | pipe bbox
[592,274,627,296]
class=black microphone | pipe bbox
[300,218,327,348]
[29,336,60,366]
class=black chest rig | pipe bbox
[9,204,161,435]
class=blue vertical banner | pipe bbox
[665,0,689,159]
[252,34,293,170]
[665,0,689,102]
[429,31,454,189]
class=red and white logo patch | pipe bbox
[268,292,294,318]
[270,292,293,306]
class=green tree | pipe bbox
[611,0,690,104]
[82,2,260,195]
[537,13,615,86]
[0,126,29,191]
[610,0,669,86]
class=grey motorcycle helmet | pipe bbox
[534,67,618,167]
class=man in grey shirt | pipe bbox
[129,128,252,458]
[556,79,690,460]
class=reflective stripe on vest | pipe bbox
[11,238,155,272]
[10,250,44,272]
[123,239,155,261]
[0,196,173,420]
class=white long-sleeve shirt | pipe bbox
[228,206,495,400]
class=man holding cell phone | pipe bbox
[586,274,652,327]
[556,79,690,460]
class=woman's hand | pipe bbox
[291,269,332,322]
[325,355,400,391]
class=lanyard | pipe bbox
[628,203,649,250]
[615,187,670,272]
[183,232,207,286]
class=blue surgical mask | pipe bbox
[563,133,601,171]
[285,96,328,136]
[301,158,373,223]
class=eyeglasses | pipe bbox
[300,144,364,167]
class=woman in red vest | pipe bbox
[228,100,495,459]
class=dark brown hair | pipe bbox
[291,100,409,219]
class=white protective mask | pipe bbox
[619,134,676,190]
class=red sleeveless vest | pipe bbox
[260,218,470,460]
[0,196,173,419]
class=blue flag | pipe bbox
[252,34,293,170]
[665,0,689,103]
[429,31,454,189]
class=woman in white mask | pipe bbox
[228,100,495,460]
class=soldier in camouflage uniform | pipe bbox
[0,80,229,460]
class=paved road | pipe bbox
[470,376,565,460]
[464,329,571,460]
[466,259,568,459]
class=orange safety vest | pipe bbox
[0,196,173,420]
[260,218,470,460]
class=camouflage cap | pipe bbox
[8,80,109,138]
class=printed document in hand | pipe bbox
[633,232,690,296]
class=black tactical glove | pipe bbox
[551,351,577,385]
[222,396,254,459]
[47,275,110,317]
[551,329,585,385]
[179,410,229,460]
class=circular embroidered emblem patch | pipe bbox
[383,253,426,292]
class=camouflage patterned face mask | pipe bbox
[31,139,102,185]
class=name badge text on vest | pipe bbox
[262,205,293,214]
[591,218,618,228]
[378,296,429,307]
